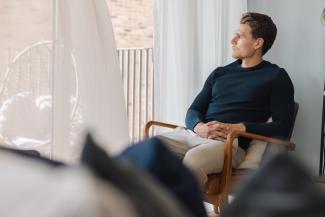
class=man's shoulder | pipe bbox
[260,63,293,87]
[263,60,281,70]
[263,61,290,77]
[209,60,288,77]
[210,60,239,75]
[221,60,281,71]
[263,63,293,89]
[223,60,240,69]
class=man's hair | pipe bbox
[240,12,277,55]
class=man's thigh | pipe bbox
[157,128,245,172]
[157,127,212,158]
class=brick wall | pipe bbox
[0,0,153,84]
[0,0,52,49]
[0,0,153,49]
[107,0,153,48]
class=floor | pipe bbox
[204,202,219,217]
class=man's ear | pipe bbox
[254,38,264,50]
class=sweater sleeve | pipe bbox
[244,69,294,139]
[185,71,215,130]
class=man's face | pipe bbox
[231,24,261,59]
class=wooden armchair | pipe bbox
[144,102,299,213]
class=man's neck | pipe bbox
[241,56,263,68]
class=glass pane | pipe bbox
[0,0,53,157]
[107,0,154,142]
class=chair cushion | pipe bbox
[237,139,267,169]
[237,117,272,169]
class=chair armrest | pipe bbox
[227,130,295,151]
[219,130,296,203]
[144,120,179,138]
[222,130,295,184]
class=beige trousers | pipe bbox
[157,127,246,186]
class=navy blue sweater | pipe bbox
[185,60,294,149]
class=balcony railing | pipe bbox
[0,46,154,144]
[117,48,154,142]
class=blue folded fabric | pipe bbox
[119,137,207,217]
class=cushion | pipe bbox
[237,117,272,169]
[237,140,267,169]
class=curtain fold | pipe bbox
[154,0,247,126]
[52,0,129,162]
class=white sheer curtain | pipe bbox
[52,0,129,162]
[154,0,247,126]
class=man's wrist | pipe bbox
[194,122,204,133]
[240,123,246,132]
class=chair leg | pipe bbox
[205,191,229,214]
[217,193,228,213]
[212,201,225,214]
[208,194,226,214]
[213,205,220,214]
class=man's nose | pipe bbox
[231,36,237,45]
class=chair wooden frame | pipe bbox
[144,102,298,213]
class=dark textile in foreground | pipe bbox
[119,137,207,217]
[222,154,325,217]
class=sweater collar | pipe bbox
[236,59,267,71]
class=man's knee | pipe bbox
[182,141,225,185]
[183,148,208,185]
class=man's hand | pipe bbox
[194,121,229,141]
[193,121,246,141]
[193,122,210,138]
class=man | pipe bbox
[158,12,294,186]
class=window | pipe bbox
[107,0,154,142]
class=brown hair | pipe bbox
[240,12,277,55]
